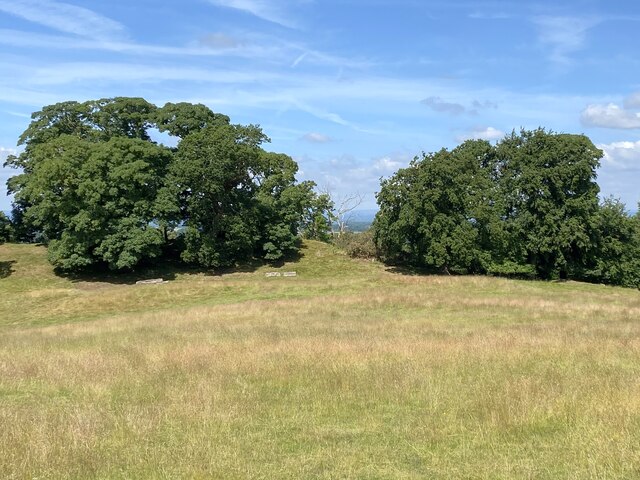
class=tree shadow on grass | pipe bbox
[206,245,305,277]
[384,264,444,277]
[56,245,306,285]
[57,259,202,285]
[0,260,16,279]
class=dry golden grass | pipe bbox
[1,241,640,478]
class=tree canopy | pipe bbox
[374,129,640,288]
[5,98,331,271]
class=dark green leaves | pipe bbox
[6,98,320,272]
[374,129,638,287]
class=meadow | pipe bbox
[1,241,639,479]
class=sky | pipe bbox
[0,0,639,213]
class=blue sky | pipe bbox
[0,0,639,212]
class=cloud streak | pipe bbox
[301,132,332,144]
[533,15,600,65]
[0,0,124,40]
[208,0,297,28]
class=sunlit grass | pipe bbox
[1,241,639,478]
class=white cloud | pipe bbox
[597,140,640,208]
[581,103,640,129]
[456,126,504,142]
[371,156,404,173]
[598,140,640,169]
[533,16,600,64]
[208,0,296,28]
[301,132,332,143]
[0,0,124,40]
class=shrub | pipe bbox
[333,230,377,259]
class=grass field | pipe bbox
[1,241,640,479]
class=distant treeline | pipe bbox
[2,98,333,270]
[373,129,640,288]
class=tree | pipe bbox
[10,135,171,270]
[167,122,319,266]
[583,198,640,288]
[374,140,497,273]
[253,151,318,260]
[0,212,12,243]
[329,191,364,236]
[496,129,601,279]
[84,97,157,141]
[373,129,627,285]
[6,97,345,271]
[6,98,171,270]
[154,102,230,139]
[301,191,334,242]
[167,122,266,268]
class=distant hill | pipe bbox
[343,209,377,232]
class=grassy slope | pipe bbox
[1,242,640,479]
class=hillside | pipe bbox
[1,241,640,478]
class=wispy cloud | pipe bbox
[468,12,512,20]
[26,62,285,86]
[208,0,297,28]
[421,96,498,115]
[301,132,332,144]
[0,29,288,61]
[0,0,125,40]
[0,28,371,73]
[533,15,601,65]
[291,100,376,133]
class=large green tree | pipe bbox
[373,129,638,286]
[166,122,322,267]
[496,129,602,279]
[583,198,640,288]
[374,139,498,273]
[4,97,354,272]
[6,98,170,270]
[9,135,171,270]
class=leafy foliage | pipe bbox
[374,129,639,287]
[5,98,327,271]
[0,212,12,243]
[374,140,497,274]
[11,135,171,270]
[495,129,601,279]
[333,230,377,259]
[583,198,640,288]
